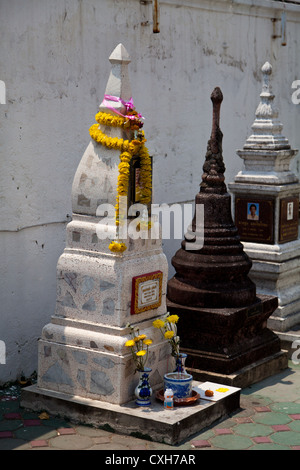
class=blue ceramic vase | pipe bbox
[174,353,187,373]
[135,367,152,406]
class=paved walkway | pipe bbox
[1,360,300,451]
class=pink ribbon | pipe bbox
[102,94,144,121]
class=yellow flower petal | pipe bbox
[135,334,147,342]
[164,331,175,339]
[143,339,153,346]
[166,315,179,324]
[136,350,146,357]
[153,319,165,329]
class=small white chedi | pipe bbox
[37,44,169,405]
[229,61,300,335]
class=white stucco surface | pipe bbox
[0,0,300,383]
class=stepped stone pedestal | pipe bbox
[167,87,288,388]
[229,62,300,355]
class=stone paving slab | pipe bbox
[20,381,240,446]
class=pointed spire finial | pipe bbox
[210,87,223,154]
[261,61,273,95]
[200,87,226,194]
[243,61,290,150]
[100,44,132,115]
[109,43,131,65]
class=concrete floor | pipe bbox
[0,360,300,450]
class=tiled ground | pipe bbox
[190,397,300,450]
[0,360,300,450]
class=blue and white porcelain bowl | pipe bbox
[163,372,193,399]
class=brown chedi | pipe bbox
[166,88,285,382]
[167,87,256,309]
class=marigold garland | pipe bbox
[89,101,152,253]
[108,240,127,253]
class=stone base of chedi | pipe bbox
[36,233,169,405]
[167,88,288,387]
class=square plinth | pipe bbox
[186,350,288,389]
[167,294,288,384]
[20,382,240,446]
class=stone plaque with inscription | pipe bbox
[131,271,163,315]
[235,197,275,244]
[279,197,299,243]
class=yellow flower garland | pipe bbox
[89,107,152,253]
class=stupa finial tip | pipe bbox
[109,43,131,64]
[211,87,223,104]
[261,61,272,75]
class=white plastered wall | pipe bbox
[0,0,300,383]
